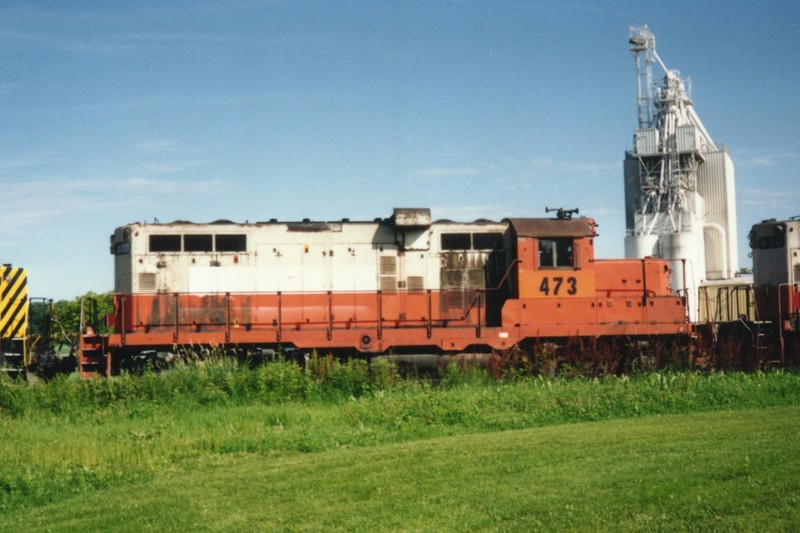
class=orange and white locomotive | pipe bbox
[79,208,690,376]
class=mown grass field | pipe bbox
[1,359,799,531]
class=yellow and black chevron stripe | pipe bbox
[0,265,28,341]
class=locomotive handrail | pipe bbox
[377,290,383,340]
[700,285,713,326]
[327,291,333,341]
[777,283,800,359]
[173,293,179,343]
[451,257,521,335]
[777,284,787,360]
[277,291,282,342]
[461,290,485,337]
[427,289,432,338]
[729,285,754,321]
[226,292,232,343]
[120,295,126,345]
[476,291,482,338]
[114,287,488,345]
[683,260,691,323]
[482,259,521,292]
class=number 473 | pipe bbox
[539,276,577,296]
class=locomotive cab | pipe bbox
[503,217,597,300]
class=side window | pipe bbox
[441,233,471,250]
[441,232,503,251]
[150,235,181,253]
[184,234,213,252]
[216,234,247,252]
[555,239,574,267]
[538,238,574,268]
[539,239,554,267]
[473,232,503,250]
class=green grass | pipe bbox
[2,407,798,532]
[1,362,799,530]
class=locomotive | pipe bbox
[0,265,62,378]
[0,264,29,377]
[747,218,800,356]
[78,207,690,376]
[750,217,800,323]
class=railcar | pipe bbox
[0,265,62,378]
[750,218,800,325]
[78,208,690,377]
[1,264,29,377]
[690,217,800,368]
[746,218,800,360]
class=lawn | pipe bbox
[1,364,798,531]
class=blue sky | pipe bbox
[1,1,798,300]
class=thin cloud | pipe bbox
[132,139,180,154]
[531,158,555,168]
[0,176,227,229]
[413,167,482,178]
[12,91,298,118]
[145,163,191,174]
[118,176,226,195]
[737,149,800,168]
[561,161,620,175]
[431,205,507,222]
[738,187,800,207]
[0,152,59,173]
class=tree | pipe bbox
[52,292,115,338]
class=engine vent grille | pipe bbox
[139,273,157,292]
[380,255,397,293]
[445,290,464,310]
[407,276,424,292]
[380,256,397,275]
[380,276,397,293]
[466,269,486,289]
[445,270,463,288]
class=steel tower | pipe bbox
[624,26,737,319]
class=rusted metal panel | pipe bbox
[505,218,596,238]
[392,208,431,227]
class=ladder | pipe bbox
[77,297,110,377]
[0,338,26,380]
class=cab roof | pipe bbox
[504,217,596,238]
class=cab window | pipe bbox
[539,238,574,268]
